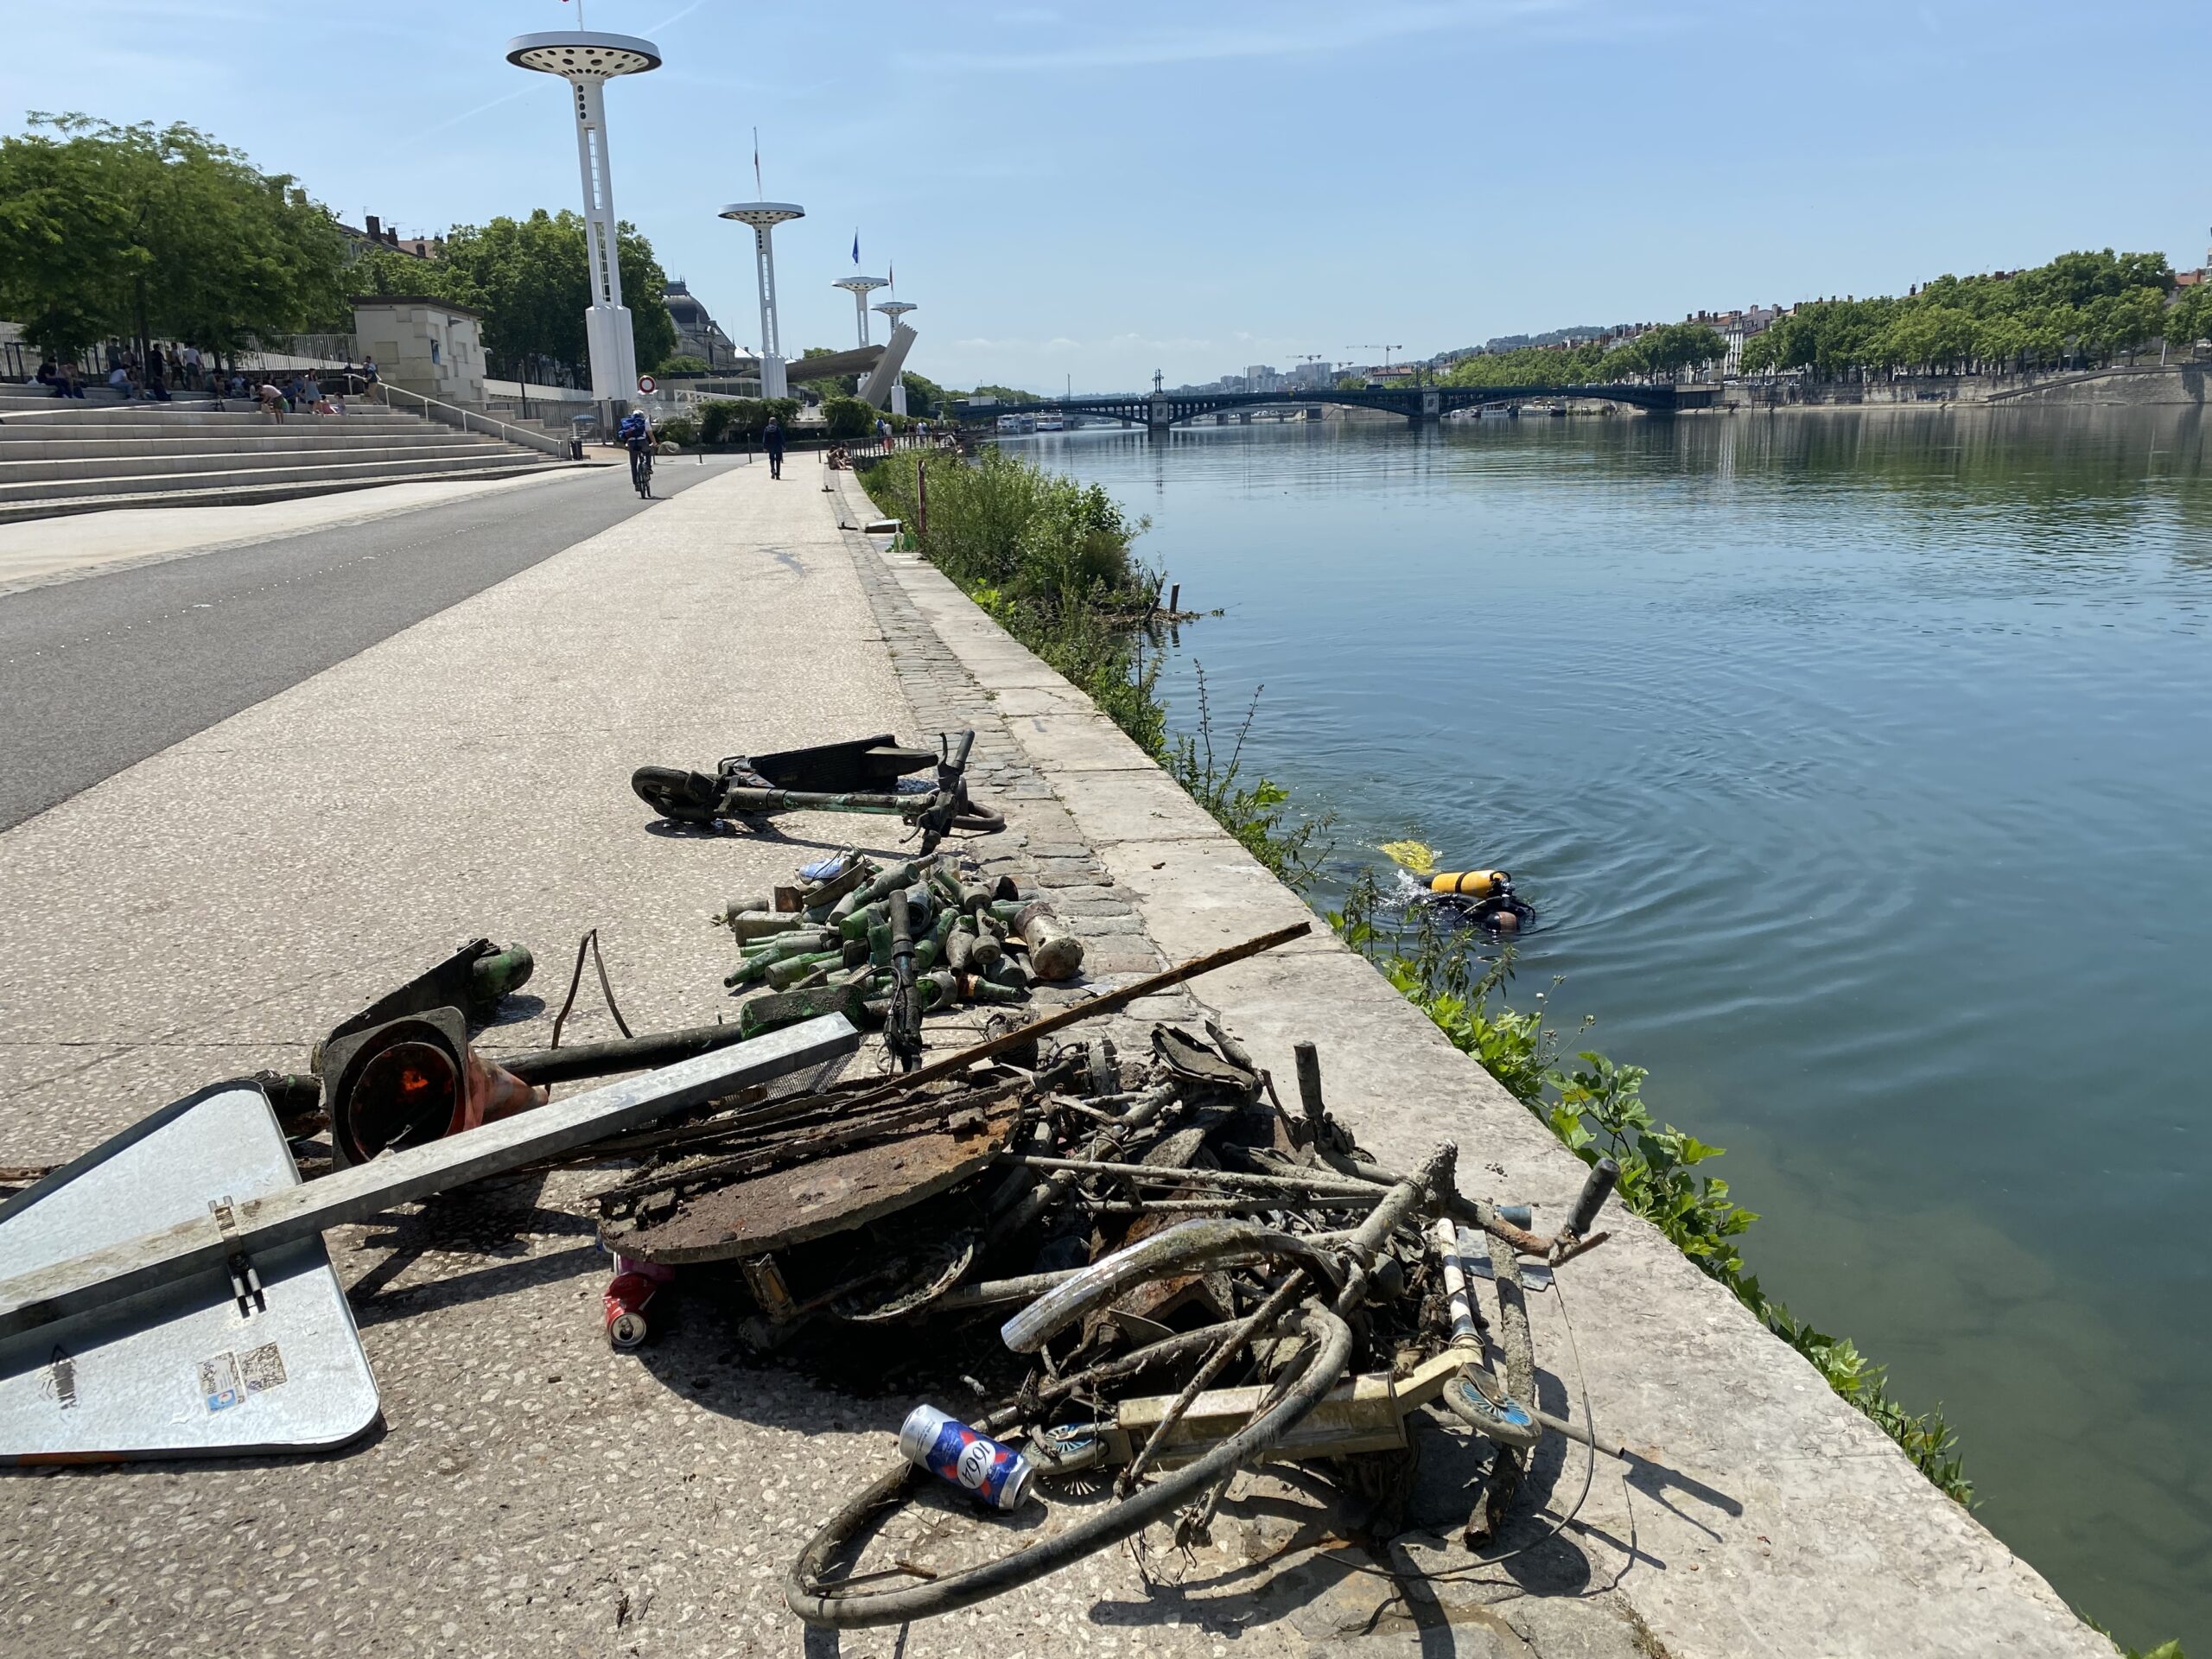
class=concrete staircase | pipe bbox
[0,386,573,522]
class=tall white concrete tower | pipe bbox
[719,201,804,399]
[505,29,661,414]
[834,276,891,348]
[874,301,917,414]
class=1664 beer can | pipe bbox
[898,1404,1035,1510]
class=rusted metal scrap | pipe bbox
[773,1090,1623,1630]
[571,922,1619,1629]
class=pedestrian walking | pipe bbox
[763,414,785,480]
[182,344,202,389]
[361,354,379,385]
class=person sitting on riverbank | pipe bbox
[35,359,85,398]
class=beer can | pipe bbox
[603,1257,675,1351]
[897,1404,1034,1510]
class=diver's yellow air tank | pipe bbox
[1428,870,1510,899]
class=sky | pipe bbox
[6,0,2211,393]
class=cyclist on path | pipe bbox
[620,408,655,497]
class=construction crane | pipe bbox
[1349,344,1404,369]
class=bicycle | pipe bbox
[629,442,654,499]
[784,1147,1620,1629]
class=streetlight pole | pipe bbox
[505,29,663,435]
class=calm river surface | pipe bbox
[1015,409,2211,1646]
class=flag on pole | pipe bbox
[753,128,761,198]
[887,260,894,290]
[851,231,860,267]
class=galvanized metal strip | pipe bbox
[0,1014,857,1342]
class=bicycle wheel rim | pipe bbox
[785,1304,1352,1629]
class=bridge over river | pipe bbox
[956,381,1719,429]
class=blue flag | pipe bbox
[851,231,860,267]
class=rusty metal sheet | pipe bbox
[604,1099,1020,1264]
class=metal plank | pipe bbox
[0,1014,857,1343]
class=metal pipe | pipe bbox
[501,1020,763,1085]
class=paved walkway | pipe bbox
[0,461,2107,1657]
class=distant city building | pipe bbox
[338,213,443,263]
[663,280,737,369]
[1689,304,1782,376]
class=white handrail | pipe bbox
[365,381,573,460]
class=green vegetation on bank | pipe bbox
[1743,248,2196,378]
[1433,247,2211,391]
[858,448,1320,882]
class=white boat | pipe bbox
[1034,413,1065,432]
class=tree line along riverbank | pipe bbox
[856,444,2189,1657]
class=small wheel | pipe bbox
[632,765,722,824]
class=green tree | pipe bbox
[820,395,877,438]
[350,209,677,382]
[2164,285,2212,359]
[0,113,343,361]
[899,369,947,416]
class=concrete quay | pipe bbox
[0,461,2108,1656]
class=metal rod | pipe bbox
[843,921,1311,1112]
[0,1016,859,1341]
[501,1020,762,1085]
[1005,1155,1384,1199]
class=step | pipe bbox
[0,448,554,505]
[0,429,498,461]
[0,440,522,488]
[0,409,425,432]
[0,460,579,525]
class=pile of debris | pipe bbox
[576,946,1617,1629]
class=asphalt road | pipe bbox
[0,458,741,831]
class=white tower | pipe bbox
[505,30,661,417]
[874,301,917,415]
[834,276,891,349]
[719,201,804,400]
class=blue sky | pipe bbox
[6,0,2209,392]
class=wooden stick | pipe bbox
[843,920,1312,1111]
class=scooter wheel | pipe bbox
[632,766,721,825]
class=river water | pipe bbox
[1013,409,2211,1646]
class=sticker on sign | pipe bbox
[637,374,657,394]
